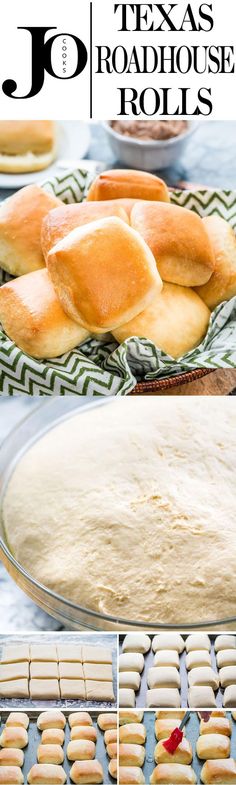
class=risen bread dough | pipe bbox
[122,634,151,654]
[154,651,180,669]
[3,398,236,625]
[119,672,141,691]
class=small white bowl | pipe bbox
[103,121,198,171]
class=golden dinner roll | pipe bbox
[66,740,96,761]
[6,713,29,729]
[104,729,117,746]
[199,717,232,736]
[155,712,185,719]
[155,737,193,765]
[0,766,24,784]
[70,726,97,743]
[0,727,28,749]
[201,758,236,783]
[119,743,145,767]
[195,216,236,309]
[119,711,143,725]
[0,749,24,767]
[119,767,145,785]
[113,282,210,359]
[119,724,146,745]
[69,759,104,784]
[97,714,117,731]
[0,184,61,276]
[37,745,64,765]
[155,719,184,741]
[131,201,215,286]
[86,169,170,203]
[0,121,56,173]
[47,216,161,332]
[69,713,93,728]
[27,764,67,784]
[150,763,197,784]
[0,269,89,359]
[41,200,129,258]
[108,759,117,779]
[41,729,65,746]
[37,712,66,731]
[196,732,230,759]
[106,743,117,759]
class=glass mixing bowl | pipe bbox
[0,398,235,631]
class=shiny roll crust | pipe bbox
[195,216,236,309]
[0,184,61,276]
[86,169,170,203]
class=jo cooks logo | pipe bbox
[2,27,88,98]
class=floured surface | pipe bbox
[2,398,236,624]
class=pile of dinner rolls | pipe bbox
[0,168,235,360]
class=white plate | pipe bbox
[0,121,91,188]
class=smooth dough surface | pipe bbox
[119,654,144,674]
[82,646,112,665]
[215,635,236,652]
[155,719,184,741]
[58,662,83,680]
[186,651,212,670]
[3,399,236,624]
[30,645,58,662]
[0,645,29,664]
[119,671,141,691]
[147,666,180,689]
[83,663,113,682]
[217,650,236,668]
[147,688,181,709]
[0,679,29,698]
[119,688,135,708]
[56,645,82,662]
[85,680,114,702]
[30,662,58,679]
[188,667,219,690]
[186,634,211,653]
[188,686,216,708]
[223,685,236,708]
[0,662,29,681]
[154,651,180,669]
[59,679,86,700]
[152,634,185,653]
[30,679,60,700]
[122,634,151,654]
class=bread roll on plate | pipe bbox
[0,767,24,784]
[113,282,210,359]
[86,169,170,203]
[119,767,145,785]
[0,121,56,173]
[0,184,61,276]
[27,764,67,784]
[47,216,161,332]
[41,200,129,258]
[69,759,104,784]
[155,737,192,764]
[150,763,197,783]
[195,216,236,309]
[201,758,236,783]
[196,732,230,759]
[0,269,89,359]
[131,201,215,286]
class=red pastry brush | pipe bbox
[162,711,191,754]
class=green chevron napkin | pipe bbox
[1,169,236,395]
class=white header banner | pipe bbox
[0,0,235,120]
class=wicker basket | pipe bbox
[132,368,213,394]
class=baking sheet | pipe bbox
[136,710,236,785]
[0,633,117,709]
[119,635,235,708]
[0,709,115,784]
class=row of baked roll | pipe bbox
[0,168,235,363]
[98,712,117,780]
[119,709,146,785]
[0,712,28,785]
[197,710,236,784]
[119,635,150,709]
[28,710,66,785]
[151,710,196,785]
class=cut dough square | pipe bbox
[119,654,144,673]
[83,663,113,682]
[196,732,230,759]
[154,651,180,669]
[82,645,112,664]
[0,662,29,681]
[146,688,181,709]
[199,717,232,736]
[97,714,118,730]
[27,763,67,784]
[6,713,29,729]
[59,679,86,700]
[85,680,115,702]
[122,634,151,654]
[30,645,58,662]
[0,766,24,784]
[56,645,82,662]
[119,743,145,767]
[152,634,184,653]
[217,650,236,668]
[150,763,197,784]
[155,719,184,741]
[68,713,93,728]
[0,748,24,767]
[154,737,192,764]
[188,686,216,708]
[37,745,64,765]
[41,729,65,746]
[0,679,29,698]
[30,662,58,679]
[188,667,219,690]
[119,688,135,708]
[70,726,97,743]
[30,679,60,700]
[223,685,236,708]
[185,651,212,670]
[0,727,28,749]
[215,635,236,652]
[58,663,83,680]
[201,758,236,784]
[119,724,146,745]
[220,665,236,688]
[119,767,145,785]
[185,634,211,652]
[147,666,180,690]
[69,759,104,784]
[67,739,96,761]
[119,710,143,725]
[0,644,30,664]
[37,712,66,731]
[119,671,141,691]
